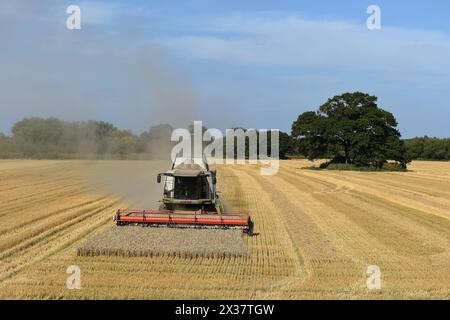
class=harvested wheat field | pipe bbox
[0,159,449,299]
[77,227,248,258]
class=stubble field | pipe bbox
[0,160,449,299]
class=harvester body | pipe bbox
[159,157,219,212]
[114,157,254,235]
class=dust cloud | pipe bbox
[83,160,170,209]
[135,47,199,129]
[0,2,199,208]
[78,45,200,208]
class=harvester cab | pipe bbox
[157,157,220,213]
[113,157,254,236]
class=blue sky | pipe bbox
[1,1,450,137]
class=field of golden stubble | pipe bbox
[0,159,448,299]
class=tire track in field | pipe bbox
[243,164,443,297]
[349,190,450,237]
[217,166,302,297]
[2,162,239,296]
[238,165,394,297]
[0,161,64,173]
[0,185,87,218]
[278,163,450,296]
[0,194,113,236]
[282,167,448,254]
[2,160,448,299]
[224,165,309,299]
[272,167,392,262]
[0,170,81,192]
[0,197,120,261]
[298,170,450,221]
[0,189,121,259]
[0,180,82,205]
[0,198,121,283]
[0,216,112,288]
[317,171,450,211]
[283,161,450,225]
[0,195,118,254]
[361,173,450,197]
[282,166,450,236]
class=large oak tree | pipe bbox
[292,92,410,168]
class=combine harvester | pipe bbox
[113,157,254,236]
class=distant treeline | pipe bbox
[0,117,448,161]
[0,117,292,160]
[404,137,450,161]
[0,117,174,159]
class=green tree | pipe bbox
[265,130,292,159]
[405,136,450,160]
[11,117,65,157]
[292,92,410,168]
[222,128,292,160]
[138,124,174,159]
[0,132,13,156]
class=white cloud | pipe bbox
[156,14,450,75]
[0,1,122,26]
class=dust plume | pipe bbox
[83,160,170,208]
[78,45,199,207]
[84,38,204,204]
[134,47,199,129]
[0,2,200,207]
